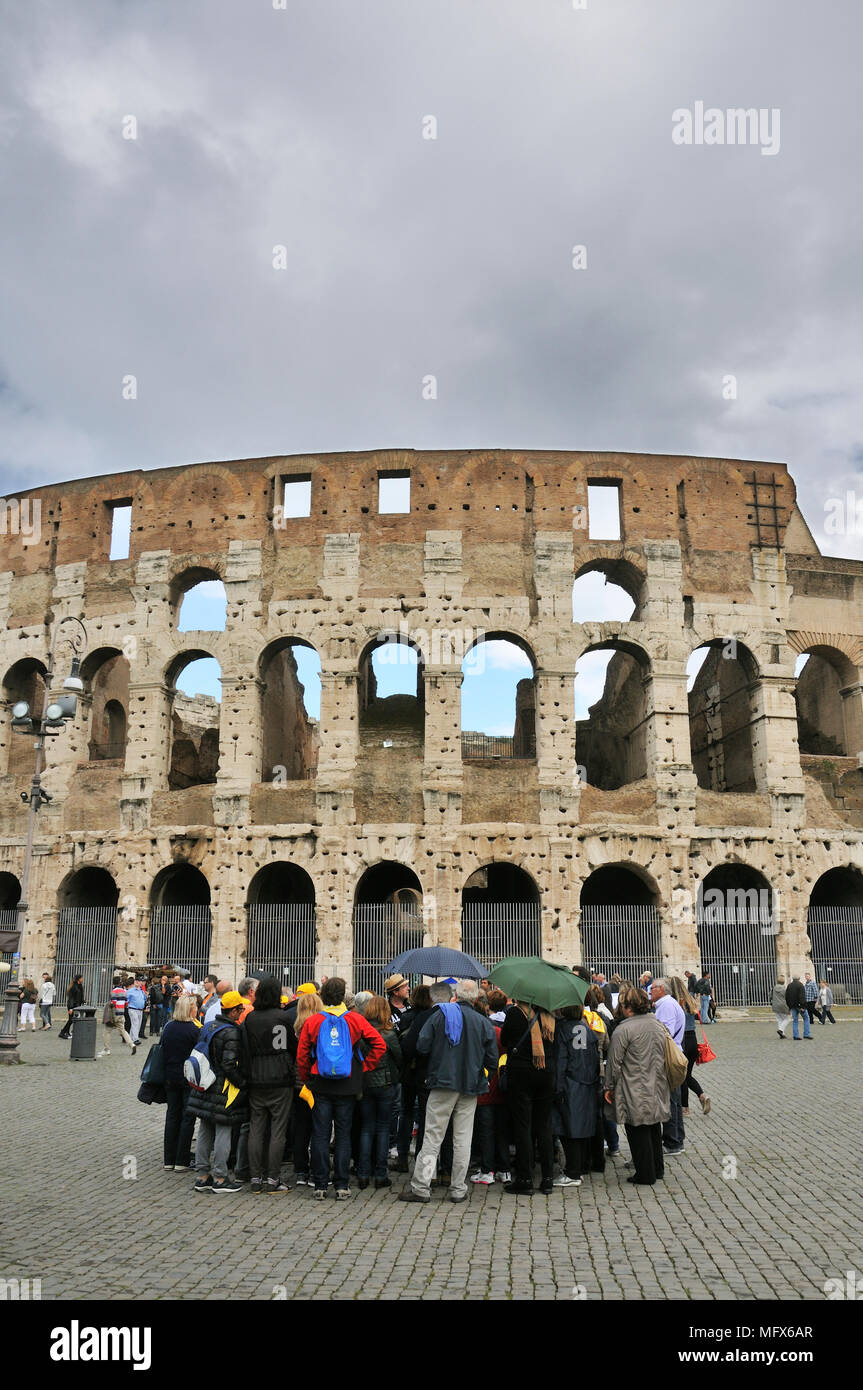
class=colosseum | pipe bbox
[2,449,862,1008]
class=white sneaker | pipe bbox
[471,1171,495,1185]
[553,1174,582,1187]
[495,1170,512,1183]
[388,1146,399,1159]
[97,1049,110,1057]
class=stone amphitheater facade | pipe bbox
[2,449,863,997]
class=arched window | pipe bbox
[575,642,650,789]
[807,867,863,1005]
[167,654,221,790]
[3,659,47,774]
[572,560,641,622]
[352,862,423,993]
[149,864,212,981]
[170,569,227,632]
[55,867,119,1005]
[687,640,759,792]
[461,863,541,968]
[461,636,536,761]
[795,646,856,757]
[259,641,321,782]
[696,864,775,1005]
[246,863,317,988]
[579,866,661,980]
[82,648,130,763]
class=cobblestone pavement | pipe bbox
[1,1016,862,1301]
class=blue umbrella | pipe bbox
[385,945,487,979]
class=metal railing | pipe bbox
[53,906,119,1005]
[148,905,213,984]
[352,904,424,994]
[807,906,863,1004]
[579,904,664,983]
[461,902,541,971]
[461,732,535,760]
[246,903,317,989]
[695,907,777,1006]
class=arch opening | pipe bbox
[353,862,423,993]
[148,864,212,980]
[83,649,130,763]
[171,569,227,632]
[572,562,640,623]
[807,867,863,1004]
[3,659,47,775]
[575,643,650,790]
[246,862,317,987]
[795,646,855,757]
[168,654,221,790]
[579,865,661,980]
[54,867,119,1006]
[687,640,759,793]
[461,636,536,761]
[359,636,425,740]
[260,640,320,782]
[696,864,776,1005]
[461,863,541,969]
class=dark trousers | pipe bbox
[58,1011,74,1039]
[806,1001,820,1025]
[561,1135,591,1179]
[680,1033,703,1108]
[359,1085,397,1179]
[397,1084,418,1160]
[507,1066,555,1186]
[249,1086,293,1182]
[625,1121,665,1184]
[662,1087,685,1149]
[310,1093,355,1191]
[164,1082,195,1167]
[473,1103,510,1172]
[820,1007,836,1024]
[292,1094,314,1173]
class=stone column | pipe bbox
[315,667,358,824]
[840,677,863,759]
[214,674,264,826]
[640,542,698,829]
[750,674,806,826]
[535,668,581,826]
[422,666,463,826]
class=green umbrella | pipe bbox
[488,956,590,1013]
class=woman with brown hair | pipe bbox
[291,991,323,1184]
[357,994,403,1190]
[605,986,671,1186]
[668,975,710,1117]
[499,999,556,1195]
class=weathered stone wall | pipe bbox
[1,449,862,984]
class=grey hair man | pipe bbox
[400,975,497,1206]
[649,977,686,1156]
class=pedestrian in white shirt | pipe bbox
[38,974,56,1030]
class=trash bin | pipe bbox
[69,1005,97,1060]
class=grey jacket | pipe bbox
[416,1004,498,1095]
[770,984,790,1015]
[605,1013,671,1127]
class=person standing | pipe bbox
[695,971,714,1024]
[499,998,557,1196]
[243,974,297,1194]
[18,979,38,1031]
[357,995,403,1190]
[400,979,497,1205]
[38,974,55,1030]
[126,978,146,1045]
[669,977,709,1116]
[160,993,201,1169]
[818,980,836,1025]
[552,1004,601,1188]
[803,974,821,1027]
[771,976,791,1037]
[296,976,386,1200]
[785,976,811,1040]
[650,978,686,1157]
[203,980,231,1026]
[605,986,671,1186]
[148,975,165,1037]
[58,974,84,1040]
[188,990,250,1193]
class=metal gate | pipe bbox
[695,908,776,1006]
[579,905,663,982]
[246,904,317,991]
[460,903,541,972]
[1,908,18,1003]
[807,906,863,1004]
[148,905,213,984]
[352,905,424,994]
[54,906,119,1006]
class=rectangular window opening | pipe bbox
[587,481,622,540]
[281,474,312,518]
[108,500,133,560]
[378,470,411,514]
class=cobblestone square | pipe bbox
[1,1015,861,1302]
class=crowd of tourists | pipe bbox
[88,963,728,1196]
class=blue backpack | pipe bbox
[183,1021,231,1091]
[315,1012,355,1078]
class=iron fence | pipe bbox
[352,904,424,994]
[461,732,535,760]
[695,907,777,1006]
[579,904,664,983]
[246,903,317,990]
[53,907,119,1005]
[148,905,213,984]
[807,906,863,1004]
[1,908,17,1000]
[461,902,541,971]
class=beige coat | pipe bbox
[606,1013,671,1126]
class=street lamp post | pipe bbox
[0,616,87,1065]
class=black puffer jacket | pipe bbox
[363,1025,403,1090]
[186,1016,249,1125]
[785,979,806,1010]
[243,1006,298,1088]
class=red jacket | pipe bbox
[297,1008,386,1096]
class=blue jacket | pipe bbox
[416,1003,497,1095]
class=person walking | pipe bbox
[244,974,297,1195]
[605,986,671,1186]
[552,1003,601,1188]
[499,997,557,1196]
[803,974,821,1027]
[18,978,38,1031]
[126,977,146,1045]
[58,974,84,1040]
[160,993,201,1169]
[669,977,709,1116]
[188,990,250,1193]
[785,976,812,1040]
[99,976,137,1055]
[296,976,386,1201]
[400,979,497,1205]
[650,978,686,1157]
[38,974,55,1029]
[694,970,714,1024]
[771,976,791,1038]
[357,995,403,1190]
[818,980,836,1025]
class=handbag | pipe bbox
[140,1040,167,1086]
[695,1026,716,1066]
[663,1030,688,1089]
[498,1010,537,1094]
[101,1000,115,1026]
